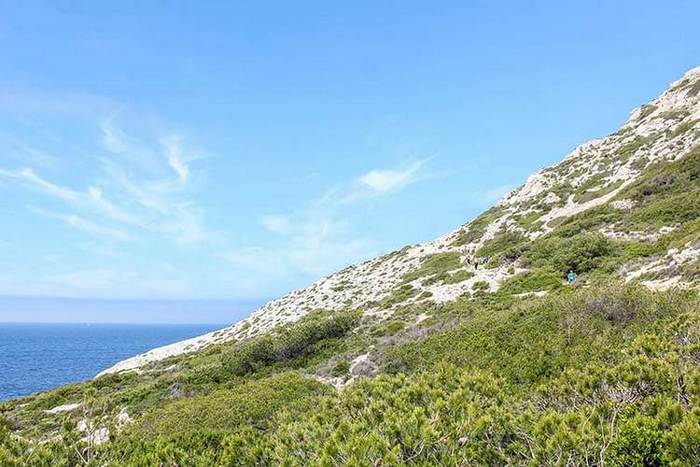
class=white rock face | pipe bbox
[77,420,110,445]
[116,407,132,427]
[97,67,700,377]
[45,403,81,414]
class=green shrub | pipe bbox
[623,241,656,259]
[383,283,687,386]
[417,290,434,299]
[500,267,563,294]
[452,207,502,246]
[524,232,621,275]
[224,336,276,376]
[637,104,658,119]
[402,252,462,284]
[381,284,419,308]
[129,372,331,438]
[608,416,663,466]
[553,205,620,238]
[442,270,474,285]
[331,360,351,377]
[372,320,407,338]
[477,230,527,256]
[514,211,544,231]
[630,189,700,227]
[223,311,360,376]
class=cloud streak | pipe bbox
[0,118,214,245]
[356,159,426,196]
[30,207,133,241]
[0,167,81,202]
[230,159,430,294]
[343,159,428,202]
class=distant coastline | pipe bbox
[0,322,224,401]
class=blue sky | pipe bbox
[0,1,699,322]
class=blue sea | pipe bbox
[0,323,223,401]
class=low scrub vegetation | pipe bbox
[4,284,699,466]
[401,252,462,286]
[524,232,622,275]
[223,310,360,376]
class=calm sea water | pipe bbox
[0,323,222,401]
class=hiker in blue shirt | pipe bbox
[567,270,577,284]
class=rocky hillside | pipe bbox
[101,66,700,376]
[3,66,700,466]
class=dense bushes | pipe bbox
[476,229,528,260]
[401,252,461,284]
[223,310,360,376]
[2,285,700,465]
[131,372,331,437]
[109,345,700,464]
[104,286,700,466]
[500,266,564,294]
[383,284,691,387]
[524,232,621,275]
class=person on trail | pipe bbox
[567,270,577,284]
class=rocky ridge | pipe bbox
[99,66,700,377]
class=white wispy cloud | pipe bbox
[233,159,430,295]
[99,115,129,154]
[359,159,425,194]
[343,159,428,202]
[0,134,61,168]
[0,167,81,202]
[30,207,133,241]
[226,225,369,286]
[105,158,212,244]
[163,137,191,184]
[0,118,214,245]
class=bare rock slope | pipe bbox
[99,67,700,377]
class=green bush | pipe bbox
[331,360,351,377]
[608,416,663,466]
[452,207,502,246]
[442,269,474,285]
[524,232,621,275]
[131,372,331,438]
[223,311,360,376]
[225,335,276,376]
[623,241,656,259]
[381,283,419,308]
[476,230,528,259]
[500,267,563,294]
[402,252,462,284]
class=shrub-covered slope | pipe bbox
[101,66,700,376]
[3,285,700,465]
[2,67,700,466]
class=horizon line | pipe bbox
[0,294,269,304]
[0,320,229,326]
